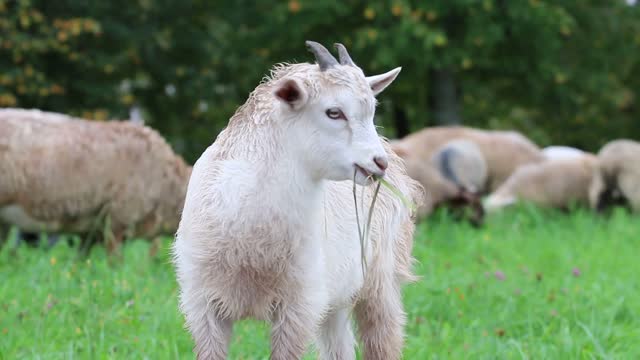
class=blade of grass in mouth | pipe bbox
[353,172,417,279]
[379,178,417,211]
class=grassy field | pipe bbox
[1,206,639,359]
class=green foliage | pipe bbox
[2,207,640,358]
[1,0,639,162]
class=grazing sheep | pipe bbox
[0,108,192,254]
[401,155,459,218]
[431,139,488,194]
[542,146,585,161]
[391,126,544,192]
[398,147,484,226]
[589,139,640,212]
[172,41,423,360]
[484,154,599,212]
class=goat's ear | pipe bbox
[366,67,402,96]
[274,78,308,110]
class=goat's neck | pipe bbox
[228,121,327,237]
[255,152,325,221]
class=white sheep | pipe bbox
[542,145,586,161]
[483,153,599,212]
[172,41,423,360]
[431,138,488,194]
[589,139,640,212]
[0,108,192,254]
[391,126,544,192]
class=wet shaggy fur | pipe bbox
[172,60,423,360]
[0,108,192,253]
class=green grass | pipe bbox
[1,206,639,359]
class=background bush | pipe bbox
[1,0,638,163]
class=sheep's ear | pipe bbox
[274,78,308,110]
[366,67,402,96]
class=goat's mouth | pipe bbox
[354,164,383,182]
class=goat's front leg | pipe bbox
[354,278,406,360]
[270,261,328,360]
[192,312,233,360]
[316,307,356,360]
[180,287,234,360]
[270,295,324,360]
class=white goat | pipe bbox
[172,41,423,360]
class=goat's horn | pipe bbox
[305,40,338,71]
[334,43,355,67]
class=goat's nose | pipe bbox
[373,156,388,171]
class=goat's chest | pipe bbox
[321,227,370,308]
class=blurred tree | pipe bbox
[0,0,224,160]
[1,0,638,162]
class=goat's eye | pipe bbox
[325,108,344,120]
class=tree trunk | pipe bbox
[428,68,461,125]
[392,104,410,139]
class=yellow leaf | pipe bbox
[19,14,30,28]
[0,94,17,106]
[288,0,301,13]
[426,11,437,21]
[50,257,57,266]
[71,21,81,35]
[50,84,65,95]
[434,34,447,47]
[554,73,567,84]
[364,7,375,20]
[483,0,493,11]
[391,4,402,17]
[94,109,108,121]
[121,94,134,105]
